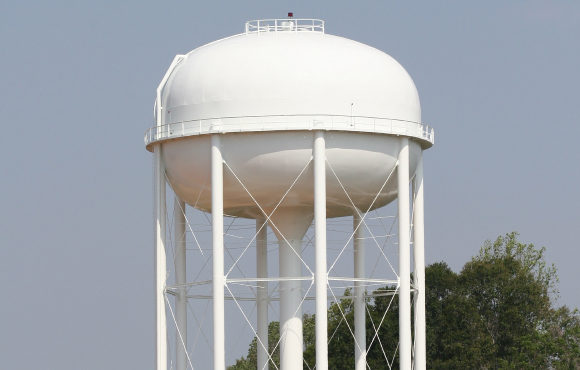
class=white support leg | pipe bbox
[212,135,225,370]
[353,210,366,370]
[314,131,328,370]
[413,153,426,370]
[398,137,412,370]
[256,218,269,370]
[154,145,168,370]
[174,198,187,370]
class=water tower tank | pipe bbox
[146,18,433,370]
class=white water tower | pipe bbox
[145,17,433,370]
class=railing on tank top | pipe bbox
[144,115,435,149]
[245,19,325,34]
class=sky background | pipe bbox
[1,1,579,369]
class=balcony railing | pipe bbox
[144,115,434,150]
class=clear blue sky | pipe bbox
[1,1,579,369]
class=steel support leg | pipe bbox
[256,218,269,370]
[174,198,187,370]
[154,145,168,370]
[314,131,328,370]
[398,137,412,370]
[413,152,426,370]
[353,210,366,370]
[212,135,225,370]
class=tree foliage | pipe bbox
[229,233,579,369]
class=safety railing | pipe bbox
[245,19,325,34]
[145,115,434,150]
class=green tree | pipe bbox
[459,232,557,368]
[304,289,358,369]
[425,262,494,368]
[544,306,580,368]
[228,321,280,369]
[425,232,579,369]
[366,286,399,369]
[230,233,580,369]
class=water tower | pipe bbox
[145,17,433,370]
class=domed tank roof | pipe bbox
[161,19,421,124]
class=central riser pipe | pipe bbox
[278,239,303,369]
